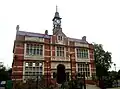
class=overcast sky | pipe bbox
[0,0,120,71]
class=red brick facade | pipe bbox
[12,10,96,83]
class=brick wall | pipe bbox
[12,35,25,80]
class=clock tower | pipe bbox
[52,6,62,34]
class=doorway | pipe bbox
[57,64,66,84]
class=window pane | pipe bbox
[40,49,43,55]
[39,63,42,67]
[57,51,59,56]
[33,63,35,67]
[77,48,88,58]
[33,48,36,55]
[56,47,64,57]
[25,63,28,67]
[30,48,32,55]
[26,48,29,55]
[26,44,43,56]
[37,49,39,55]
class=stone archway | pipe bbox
[57,64,66,84]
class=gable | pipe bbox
[55,29,66,37]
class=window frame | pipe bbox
[58,35,63,41]
[26,44,43,56]
[76,48,89,59]
[56,46,64,57]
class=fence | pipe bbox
[12,75,47,89]
[11,74,86,89]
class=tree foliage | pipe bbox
[0,64,12,81]
[93,43,112,77]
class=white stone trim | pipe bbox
[45,49,51,51]
[12,79,22,80]
[76,63,78,73]
[64,47,66,59]
[43,45,45,57]
[42,62,44,75]
[24,43,26,57]
[88,49,90,59]
[75,48,77,61]
[24,43,44,60]
[75,42,89,48]
[75,48,78,72]
[24,56,44,60]
[89,63,92,77]
[76,59,90,62]
[12,71,22,73]
[55,46,65,57]
[23,61,25,80]
[13,66,23,68]
[25,36,44,42]
[14,54,24,56]
[15,47,24,49]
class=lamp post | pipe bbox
[114,63,116,71]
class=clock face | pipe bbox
[53,21,57,25]
[56,20,60,24]
[53,19,61,26]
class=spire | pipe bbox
[56,5,58,12]
[52,6,61,21]
[52,6,62,34]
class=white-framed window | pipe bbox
[58,36,62,41]
[77,48,88,58]
[24,62,43,80]
[78,63,90,77]
[56,46,64,57]
[26,44,43,56]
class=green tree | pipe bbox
[93,43,112,79]
[117,70,120,79]
[0,63,12,81]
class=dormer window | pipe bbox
[58,36,62,41]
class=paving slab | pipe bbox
[86,84,100,89]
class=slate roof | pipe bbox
[17,31,51,39]
[17,30,88,43]
[68,37,88,43]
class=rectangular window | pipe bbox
[56,46,64,57]
[24,62,43,80]
[26,44,43,56]
[77,48,88,58]
[78,63,90,77]
[58,36,62,41]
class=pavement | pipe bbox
[86,84,100,89]
[107,87,120,89]
[86,84,120,89]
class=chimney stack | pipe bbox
[16,25,19,31]
[45,30,48,35]
[82,36,86,41]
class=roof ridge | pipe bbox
[18,30,46,35]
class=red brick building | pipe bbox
[12,8,96,83]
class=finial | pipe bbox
[56,5,58,12]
